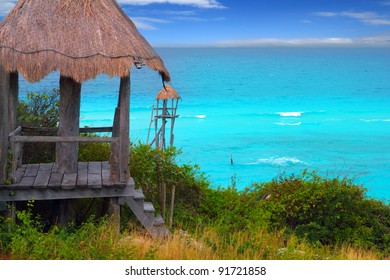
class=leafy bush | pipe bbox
[248,170,390,252]
[3,204,135,260]
[17,89,60,163]
[17,89,60,128]
[78,133,111,162]
[129,142,210,225]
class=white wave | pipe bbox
[278,112,302,117]
[275,122,302,126]
[360,119,390,123]
[247,157,305,167]
[195,115,207,119]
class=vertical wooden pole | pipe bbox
[118,76,130,183]
[8,72,18,133]
[108,76,130,231]
[0,64,10,185]
[169,184,176,229]
[9,73,21,172]
[56,76,81,174]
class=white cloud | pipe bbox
[316,10,390,26]
[214,35,390,47]
[131,16,170,30]
[215,38,355,47]
[314,12,338,17]
[0,0,17,16]
[117,0,225,9]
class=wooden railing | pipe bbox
[8,126,119,181]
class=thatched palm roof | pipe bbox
[0,0,170,83]
[156,84,180,100]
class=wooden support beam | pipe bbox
[56,76,81,174]
[8,72,18,133]
[0,184,135,202]
[0,63,10,184]
[110,76,131,184]
[11,135,118,143]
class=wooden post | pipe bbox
[9,73,21,172]
[118,76,130,183]
[56,76,81,174]
[107,197,120,234]
[0,63,10,185]
[169,184,176,229]
[8,72,18,133]
[109,76,130,231]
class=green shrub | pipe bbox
[5,204,136,260]
[129,142,210,221]
[17,89,60,163]
[249,170,390,252]
[78,133,111,162]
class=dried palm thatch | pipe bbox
[156,84,180,100]
[0,0,170,83]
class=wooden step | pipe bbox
[134,189,145,201]
[143,202,155,213]
[154,214,165,226]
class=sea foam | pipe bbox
[278,112,302,117]
[247,157,305,167]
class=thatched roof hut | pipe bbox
[0,0,172,178]
[156,84,180,100]
[0,0,170,83]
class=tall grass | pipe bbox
[1,211,384,260]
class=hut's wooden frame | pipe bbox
[0,0,170,237]
[0,70,133,219]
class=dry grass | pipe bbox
[118,227,387,260]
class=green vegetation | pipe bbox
[17,89,59,163]
[1,89,389,260]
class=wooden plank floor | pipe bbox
[4,162,120,190]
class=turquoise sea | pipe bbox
[19,47,390,200]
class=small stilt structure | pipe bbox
[147,85,180,149]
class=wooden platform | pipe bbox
[0,161,135,202]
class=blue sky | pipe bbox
[1,0,390,46]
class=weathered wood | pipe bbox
[110,105,121,182]
[13,166,26,184]
[48,172,64,189]
[78,162,88,170]
[76,169,88,187]
[56,76,81,174]
[0,184,135,202]
[33,171,51,189]
[39,163,54,171]
[88,162,102,188]
[88,173,102,189]
[118,76,130,183]
[24,164,39,177]
[61,173,77,189]
[88,161,102,174]
[169,184,176,229]
[102,162,113,187]
[17,176,35,189]
[12,135,117,143]
[8,72,18,133]
[8,126,22,138]
[22,126,113,134]
[0,63,10,184]
[76,162,88,187]
[107,197,120,234]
